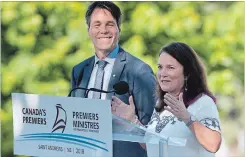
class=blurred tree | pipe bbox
[1,1,244,157]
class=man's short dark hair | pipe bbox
[85,1,122,30]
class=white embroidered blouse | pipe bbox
[146,94,221,157]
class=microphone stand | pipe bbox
[84,88,115,98]
[67,87,88,97]
[68,87,115,97]
[68,81,130,97]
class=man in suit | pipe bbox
[70,1,156,157]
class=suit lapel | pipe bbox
[106,48,126,99]
[76,57,95,97]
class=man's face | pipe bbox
[88,8,120,53]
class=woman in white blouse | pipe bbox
[111,42,222,157]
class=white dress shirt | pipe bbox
[87,46,119,100]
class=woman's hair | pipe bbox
[155,42,216,112]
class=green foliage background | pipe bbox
[1,1,244,156]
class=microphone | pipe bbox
[68,81,130,97]
[113,81,130,95]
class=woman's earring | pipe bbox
[184,78,188,91]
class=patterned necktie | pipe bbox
[92,60,108,99]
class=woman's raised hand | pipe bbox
[111,95,136,122]
[164,93,190,123]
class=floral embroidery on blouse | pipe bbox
[148,111,176,133]
[200,117,221,131]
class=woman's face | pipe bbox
[157,52,185,95]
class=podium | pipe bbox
[12,93,186,157]
[112,114,186,157]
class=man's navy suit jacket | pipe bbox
[71,47,156,157]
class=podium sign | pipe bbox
[12,93,112,157]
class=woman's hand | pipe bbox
[164,93,222,152]
[163,92,190,123]
[111,95,136,122]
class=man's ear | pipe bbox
[87,26,91,38]
[87,25,90,32]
